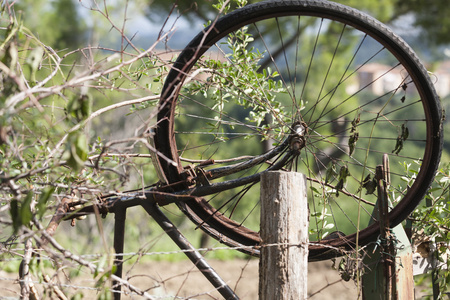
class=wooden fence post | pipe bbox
[259,171,309,300]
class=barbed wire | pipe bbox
[0,276,100,292]
[0,275,204,299]
[0,242,356,300]
[1,240,353,260]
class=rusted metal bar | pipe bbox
[141,201,239,300]
[426,197,440,300]
[59,190,203,221]
[363,154,414,300]
[375,162,396,299]
[45,186,239,299]
[112,206,126,300]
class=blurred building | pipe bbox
[433,61,450,98]
[357,62,450,98]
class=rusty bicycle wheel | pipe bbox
[154,0,443,260]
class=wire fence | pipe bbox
[0,237,359,300]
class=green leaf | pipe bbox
[94,255,108,279]
[310,186,319,194]
[392,136,403,155]
[401,123,409,140]
[346,113,361,156]
[325,162,337,184]
[338,165,350,182]
[348,131,359,156]
[65,132,88,171]
[439,176,450,184]
[37,187,54,219]
[10,199,20,234]
[362,174,377,195]
[67,94,92,122]
[25,46,44,84]
[392,123,409,155]
[335,166,350,196]
[21,192,33,227]
[324,223,335,230]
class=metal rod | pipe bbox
[141,201,239,300]
[112,206,127,300]
[376,155,396,299]
[426,197,440,300]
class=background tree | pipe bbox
[146,0,450,45]
[14,0,86,50]
[395,0,450,45]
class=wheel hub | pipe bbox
[289,122,307,152]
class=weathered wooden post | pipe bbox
[259,171,309,300]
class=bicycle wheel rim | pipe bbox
[155,0,443,260]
